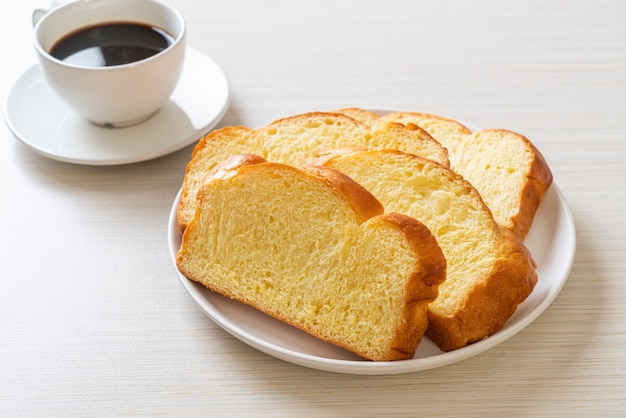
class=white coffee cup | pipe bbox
[33,0,186,128]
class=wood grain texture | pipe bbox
[1,0,625,415]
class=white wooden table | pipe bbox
[1,0,625,415]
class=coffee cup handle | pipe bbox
[32,0,65,27]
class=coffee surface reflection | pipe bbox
[50,22,174,67]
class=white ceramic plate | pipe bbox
[4,47,230,165]
[166,123,576,375]
[167,185,575,375]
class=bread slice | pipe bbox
[311,149,538,351]
[334,109,553,240]
[176,112,449,229]
[176,154,447,361]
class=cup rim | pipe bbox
[34,0,187,71]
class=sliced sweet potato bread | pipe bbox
[176,154,446,361]
[311,149,537,351]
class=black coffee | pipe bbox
[49,22,174,67]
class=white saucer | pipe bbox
[4,47,230,165]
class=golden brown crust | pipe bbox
[381,212,447,358]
